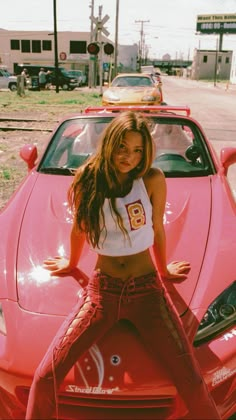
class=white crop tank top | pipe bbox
[91,178,154,256]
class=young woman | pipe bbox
[26,111,220,419]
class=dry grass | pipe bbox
[0,88,102,210]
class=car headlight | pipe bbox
[141,95,156,102]
[194,281,236,346]
[0,303,7,335]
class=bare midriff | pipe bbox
[95,249,156,281]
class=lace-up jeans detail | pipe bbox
[26,271,220,420]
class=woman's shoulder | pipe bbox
[142,168,166,195]
[144,167,165,183]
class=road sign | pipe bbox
[100,26,110,37]
[59,52,67,60]
[100,15,110,36]
[90,14,110,37]
[101,14,110,26]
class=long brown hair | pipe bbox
[68,111,154,247]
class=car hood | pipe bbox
[104,86,160,100]
[16,175,212,316]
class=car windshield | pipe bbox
[0,69,12,77]
[38,116,214,177]
[69,71,82,76]
[60,68,70,76]
[111,76,153,87]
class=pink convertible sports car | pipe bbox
[0,105,235,419]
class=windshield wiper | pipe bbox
[39,167,74,175]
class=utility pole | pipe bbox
[214,36,219,87]
[135,19,150,70]
[53,0,59,93]
[89,0,95,88]
[98,5,103,95]
[114,0,119,77]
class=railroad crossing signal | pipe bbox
[104,43,114,55]
[90,14,110,37]
[87,42,100,55]
[87,42,114,56]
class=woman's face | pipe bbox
[112,130,144,179]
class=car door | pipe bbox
[0,70,6,88]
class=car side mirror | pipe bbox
[20,144,38,171]
[220,147,236,175]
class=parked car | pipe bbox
[140,65,162,86]
[67,70,87,86]
[15,64,78,90]
[0,105,236,419]
[0,68,17,91]
[102,73,163,106]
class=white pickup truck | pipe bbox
[0,68,17,91]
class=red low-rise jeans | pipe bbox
[25,271,220,419]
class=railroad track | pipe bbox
[0,117,58,132]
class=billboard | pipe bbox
[196,13,236,34]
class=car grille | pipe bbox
[15,387,175,419]
[57,393,175,419]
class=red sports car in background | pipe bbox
[0,105,236,419]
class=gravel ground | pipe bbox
[0,108,67,210]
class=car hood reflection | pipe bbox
[16,175,212,316]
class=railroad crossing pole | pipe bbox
[89,0,95,88]
[91,8,110,95]
[98,6,103,95]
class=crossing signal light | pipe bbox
[104,43,114,55]
[87,42,100,55]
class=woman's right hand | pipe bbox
[43,256,75,276]
[164,260,191,281]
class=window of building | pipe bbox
[32,40,41,53]
[42,40,52,51]
[21,40,31,53]
[10,39,20,50]
[203,55,207,63]
[218,56,222,63]
[70,41,87,54]
[225,57,230,64]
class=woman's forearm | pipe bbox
[68,224,86,268]
[152,227,168,277]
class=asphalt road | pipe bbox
[162,76,236,195]
[162,76,236,146]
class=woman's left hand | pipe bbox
[164,260,191,281]
[43,256,75,275]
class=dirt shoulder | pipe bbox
[0,88,102,210]
[0,108,83,210]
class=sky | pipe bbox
[1,0,236,59]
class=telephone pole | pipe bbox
[89,0,95,88]
[53,0,59,93]
[135,19,150,70]
[114,0,119,77]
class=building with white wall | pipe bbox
[0,28,138,79]
[230,51,236,83]
[191,49,233,81]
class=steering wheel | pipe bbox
[155,153,186,162]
